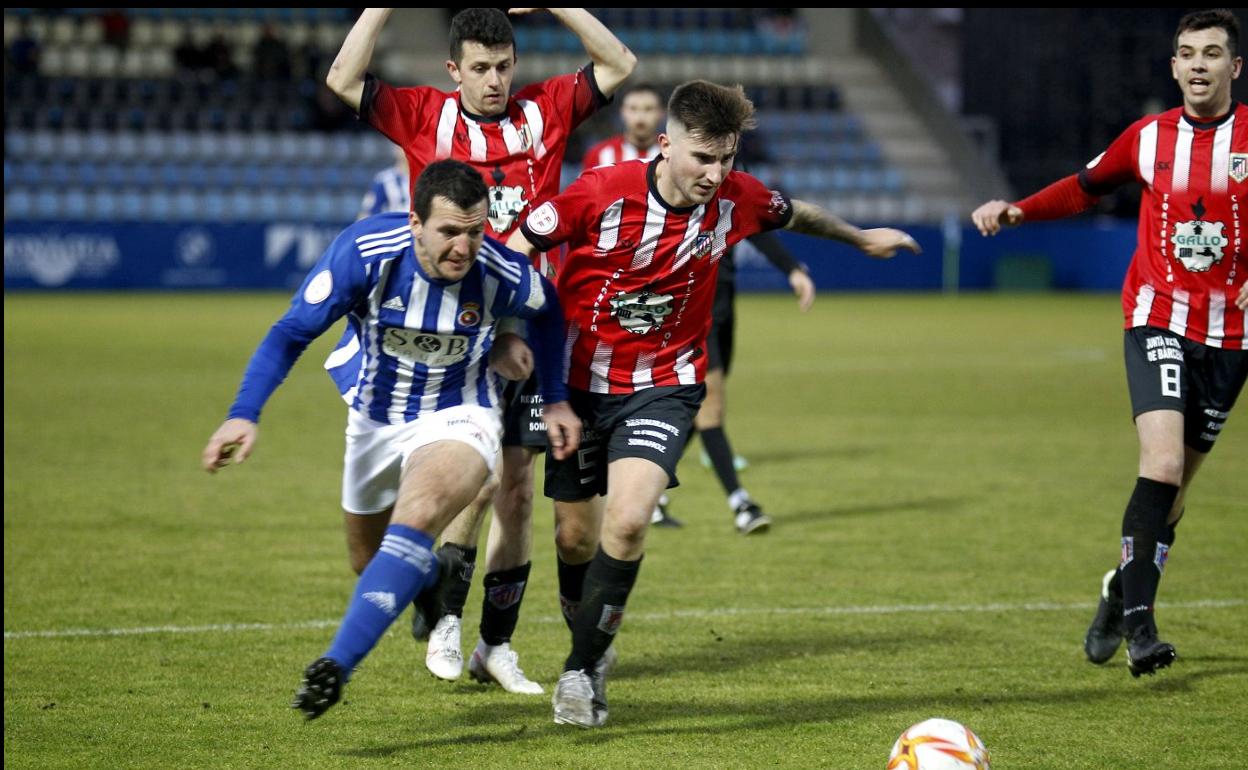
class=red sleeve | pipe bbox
[1014,117,1147,221]
[1014,175,1098,221]
[359,75,436,150]
[1077,118,1144,195]
[531,66,608,134]
[520,169,602,251]
[733,172,794,233]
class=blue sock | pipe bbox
[325,524,438,674]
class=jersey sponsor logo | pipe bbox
[303,269,333,304]
[1231,153,1248,183]
[458,301,481,327]
[382,327,471,367]
[609,286,675,334]
[527,202,559,236]
[1170,219,1227,272]
[488,184,529,233]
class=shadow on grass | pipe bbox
[779,495,970,526]
[732,444,881,467]
[334,625,1246,758]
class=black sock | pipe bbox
[479,562,530,646]
[557,555,591,631]
[437,543,477,618]
[565,548,641,672]
[1119,478,1179,634]
[701,426,741,497]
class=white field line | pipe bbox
[5,598,1244,641]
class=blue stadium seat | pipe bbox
[34,190,61,219]
[88,189,119,220]
[7,188,34,219]
[119,189,145,221]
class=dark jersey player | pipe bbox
[509,80,920,727]
[972,8,1247,678]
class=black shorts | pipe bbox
[544,384,706,501]
[500,374,547,448]
[706,279,735,374]
[1123,326,1248,453]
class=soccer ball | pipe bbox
[887,718,991,770]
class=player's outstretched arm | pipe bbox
[786,199,920,259]
[971,200,1024,237]
[202,418,258,473]
[512,8,637,96]
[327,8,394,112]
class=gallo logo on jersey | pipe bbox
[382,328,471,367]
[609,287,675,334]
[488,185,528,233]
[1171,220,1227,272]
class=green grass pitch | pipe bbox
[4,292,1245,768]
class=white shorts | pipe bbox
[341,405,502,515]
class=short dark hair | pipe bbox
[449,8,515,62]
[621,83,663,105]
[412,160,487,221]
[667,80,757,141]
[1174,9,1240,57]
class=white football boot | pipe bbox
[425,615,463,680]
[468,639,544,694]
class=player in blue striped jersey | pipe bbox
[201,160,580,720]
[357,147,410,219]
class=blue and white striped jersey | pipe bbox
[357,166,410,219]
[228,212,565,426]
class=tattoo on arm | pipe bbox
[785,199,863,247]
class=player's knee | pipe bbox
[1140,453,1184,486]
[554,519,596,561]
[495,477,535,522]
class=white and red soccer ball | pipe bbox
[887,718,991,770]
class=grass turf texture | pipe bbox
[5,292,1245,769]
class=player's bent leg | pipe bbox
[414,474,494,645]
[1113,410,1184,675]
[556,459,665,727]
[296,441,490,718]
[469,447,544,693]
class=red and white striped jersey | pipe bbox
[1080,103,1247,349]
[360,67,606,246]
[520,159,793,393]
[581,135,660,172]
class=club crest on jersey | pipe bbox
[458,302,481,327]
[1171,219,1227,272]
[681,233,713,261]
[1231,153,1248,184]
[609,286,675,334]
[517,125,534,153]
[488,184,528,233]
